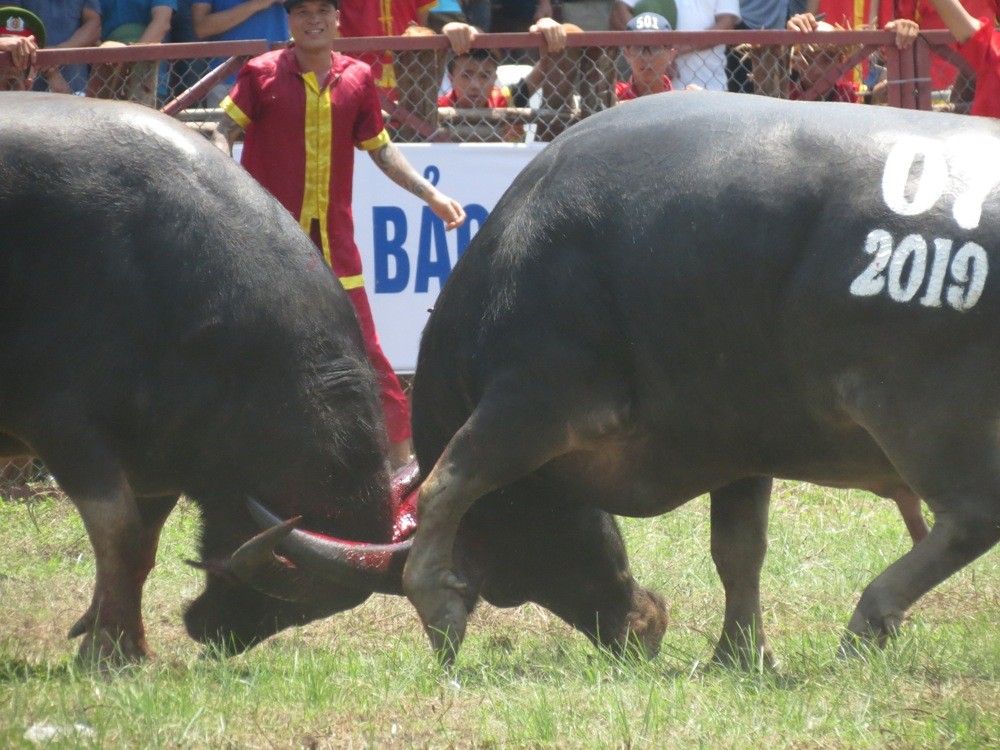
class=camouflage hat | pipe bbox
[0,6,45,48]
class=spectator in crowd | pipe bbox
[89,0,176,106]
[726,0,787,97]
[610,0,673,29]
[337,0,438,90]
[611,0,739,90]
[8,1,100,94]
[616,11,677,99]
[926,0,1000,117]
[0,5,42,90]
[192,0,290,104]
[786,12,860,101]
[428,0,467,33]
[785,11,919,102]
[438,17,574,139]
[212,0,466,468]
[891,0,997,90]
[440,15,569,104]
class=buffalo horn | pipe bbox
[187,518,350,603]
[247,498,411,595]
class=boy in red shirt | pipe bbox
[929,0,1000,117]
[438,16,570,108]
[616,12,676,101]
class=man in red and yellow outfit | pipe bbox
[338,0,438,89]
[213,0,465,467]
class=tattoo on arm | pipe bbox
[371,142,431,199]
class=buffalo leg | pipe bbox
[844,493,999,650]
[69,490,178,666]
[888,487,929,545]
[709,477,775,669]
[843,409,1000,650]
[405,388,618,663]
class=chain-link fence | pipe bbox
[0,28,984,482]
[1,29,979,137]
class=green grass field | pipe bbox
[1,481,997,748]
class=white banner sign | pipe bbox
[354,143,544,371]
[234,142,544,371]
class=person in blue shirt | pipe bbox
[88,1,175,105]
[9,0,100,93]
[101,0,176,43]
[428,0,466,33]
[192,0,289,104]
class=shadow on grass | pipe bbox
[0,656,73,683]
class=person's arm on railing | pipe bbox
[193,0,284,39]
[884,18,920,49]
[520,17,569,98]
[0,34,37,70]
[40,6,101,94]
[926,0,982,44]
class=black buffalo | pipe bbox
[0,93,415,665]
[391,92,1000,666]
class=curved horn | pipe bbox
[248,498,411,596]
[389,459,421,542]
[187,518,348,603]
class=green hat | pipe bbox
[0,6,45,48]
[106,22,147,44]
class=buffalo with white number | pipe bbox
[268,93,1000,668]
[396,92,1000,666]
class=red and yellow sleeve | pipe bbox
[219,64,259,129]
[353,68,390,150]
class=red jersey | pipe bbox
[615,76,673,101]
[957,18,1000,118]
[894,0,998,88]
[337,0,438,88]
[221,48,389,284]
[437,87,512,107]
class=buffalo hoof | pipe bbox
[710,622,777,671]
[711,641,777,672]
[69,608,148,670]
[405,569,470,666]
[839,610,904,657]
